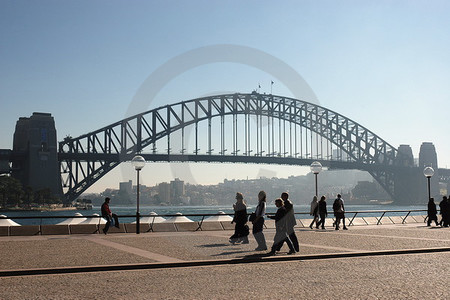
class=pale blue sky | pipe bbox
[1,0,450,193]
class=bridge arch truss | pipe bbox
[59,93,406,202]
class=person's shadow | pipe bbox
[211,250,254,257]
[197,243,261,257]
[198,243,229,248]
[241,252,272,259]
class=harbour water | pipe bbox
[2,204,427,225]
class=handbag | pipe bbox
[243,224,250,236]
[249,212,256,222]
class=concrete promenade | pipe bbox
[1,223,450,299]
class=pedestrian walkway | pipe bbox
[1,223,450,299]
[1,222,449,272]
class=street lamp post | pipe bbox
[310,161,323,197]
[132,155,146,234]
[423,166,434,201]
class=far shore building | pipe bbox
[119,180,133,196]
[158,182,171,204]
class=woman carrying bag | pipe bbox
[229,192,250,244]
[252,190,268,251]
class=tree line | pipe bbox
[0,176,61,209]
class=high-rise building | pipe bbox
[158,182,171,203]
[170,178,185,201]
[119,180,133,195]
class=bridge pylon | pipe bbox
[11,113,62,200]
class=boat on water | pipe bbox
[369,199,394,205]
[73,199,93,210]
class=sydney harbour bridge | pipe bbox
[2,92,449,204]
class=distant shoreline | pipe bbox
[0,206,77,212]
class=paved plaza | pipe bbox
[1,223,450,299]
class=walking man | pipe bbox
[309,196,319,229]
[439,196,449,227]
[333,194,347,230]
[268,198,296,255]
[427,197,439,226]
[317,195,327,229]
[279,192,299,252]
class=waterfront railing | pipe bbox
[1,209,430,226]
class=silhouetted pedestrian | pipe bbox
[229,192,249,244]
[427,197,439,226]
[268,198,295,255]
[276,192,299,252]
[439,196,449,227]
[333,194,347,230]
[101,197,119,234]
[446,196,450,226]
[309,196,319,229]
[252,191,267,251]
[317,195,327,229]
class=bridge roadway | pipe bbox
[1,223,450,299]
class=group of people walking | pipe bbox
[309,193,347,230]
[427,196,450,227]
[229,191,347,255]
[229,191,299,255]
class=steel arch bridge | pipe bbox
[59,92,411,203]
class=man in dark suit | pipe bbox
[277,192,299,252]
[268,198,296,255]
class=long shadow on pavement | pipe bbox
[197,243,230,248]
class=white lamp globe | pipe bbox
[423,166,434,178]
[132,155,146,170]
[310,161,322,174]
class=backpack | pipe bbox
[333,199,340,211]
